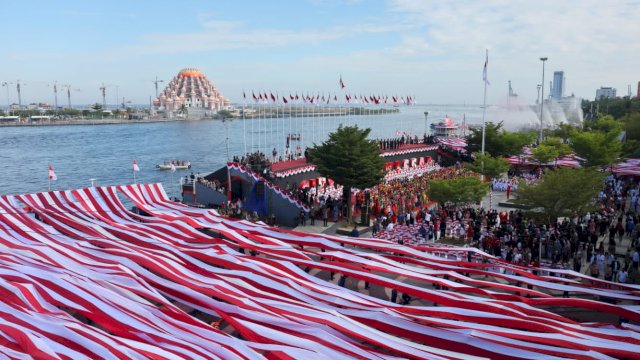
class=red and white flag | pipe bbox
[170,162,176,172]
[133,160,140,172]
[339,75,345,89]
[48,165,57,181]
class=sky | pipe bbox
[1,0,638,107]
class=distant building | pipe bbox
[552,71,564,100]
[153,68,231,114]
[595,87,616,100]
[637,81,639,98]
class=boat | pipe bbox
[156,161,191,170]
[430,116,459,138]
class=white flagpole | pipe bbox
[134,169,137,184]
[48,178,51,191]
[251,96,254,152]
[481,49,488,155]
[271,93,274,155]
[243,93,247,156]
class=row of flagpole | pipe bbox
[239,86,417,159]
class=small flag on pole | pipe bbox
[339,75,345,89]
[133,160,140,172]
[48,165,57,181]
[483,51,490,85]
[170,162,176,172]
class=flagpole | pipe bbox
[134,169,137,184]
[48,178,51,191]
[481,49,488,155]
[243,94,247,156]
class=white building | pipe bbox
[595,87,616,100]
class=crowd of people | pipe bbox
[376,134,431,150]
[371,170,640,283]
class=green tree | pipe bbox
[308,125,385,224]
[585,115,623,134]
[514,167,604,223]
[427,177,489,207]
[466,121,534,157]
[464,152,510,180]
[550,123,577,143]
[570,130,621,167]
[542,137,572,157]
[530,144,559,165]
[622,112,640,141]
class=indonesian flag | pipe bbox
[133,160,140,172]
[339,75,345,89]
[270,93,276,102]
[242,90,246,100]
[282,96,288,104]
[252,91,258,102]
[170,162,176,172]
[48,165,57,181]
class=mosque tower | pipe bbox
[154,68,231,115]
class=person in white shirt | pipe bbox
[385,222,394,232]
[617,269,628,283]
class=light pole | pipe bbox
[423,111,429,136]
[539,57,548,143]
[1,82,11,115]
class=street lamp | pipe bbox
[423,111,429,136]
[539,57,548,143]
[1,82,12,115]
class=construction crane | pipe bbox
[1,82,13,114]
[49,81,59,111]
[62,85,80,109]
[16,80,24,109]
[99,83,112,109]
[152,76,164,98]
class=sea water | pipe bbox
[1,104,485,197]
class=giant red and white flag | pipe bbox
[133,160,140,172]
[48,165,57,181]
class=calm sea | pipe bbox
[0,104,484,198]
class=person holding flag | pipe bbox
[132,160,140,183]
[48,165,57,191]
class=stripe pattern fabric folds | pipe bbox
[0,183,638,359]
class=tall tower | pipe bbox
[552,71,564,100]
[637,81,640,98]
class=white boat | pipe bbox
[156,161,191,170]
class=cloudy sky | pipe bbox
[1,0,638,107]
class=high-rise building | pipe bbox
[595,87,616,100]
[551,71,564,100]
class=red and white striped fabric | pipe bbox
[437,138,467,152]
[612,158,640,176]
[0,183,639,359]
[506,147,582,168]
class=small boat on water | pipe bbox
[156,161,191,170]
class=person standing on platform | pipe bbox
[322,206,329,226]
